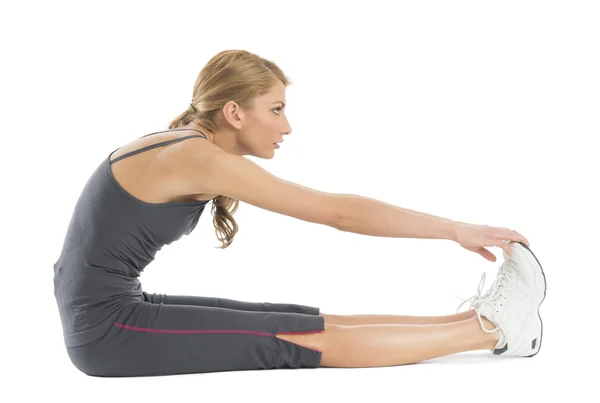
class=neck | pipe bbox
[179,121,249,156]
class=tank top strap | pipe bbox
[109,129,208,165]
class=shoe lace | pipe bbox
[454,262,517,334]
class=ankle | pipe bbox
[479,316,501,350]
[481,316,498,334]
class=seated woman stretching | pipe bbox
[53,49,546,377]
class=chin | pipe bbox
[251,151,273,160]
[261,148,276,159]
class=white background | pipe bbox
[2,0,598,401]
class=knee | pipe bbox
[275,321,339,354]
[320,312,340,324]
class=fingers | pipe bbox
[490,239,513,256]
[495,227,530,247]
[504,241,513,257]
[479,247,497,262]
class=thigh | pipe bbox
[66,300,325,377]
[141,291,321,316]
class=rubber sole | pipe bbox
[516,241,547,358]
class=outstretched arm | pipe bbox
[178,140,528,259]
[334,194,457,241]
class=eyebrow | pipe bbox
[273,101,286,108]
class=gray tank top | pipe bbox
[53,129,209,347]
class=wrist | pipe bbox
[447,220,459,242]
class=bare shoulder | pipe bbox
[157,135,222,200]
[172,139,345,229]
[108,131,220,204]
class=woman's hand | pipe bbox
[453,221,531,262]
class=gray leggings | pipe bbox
[66,291,325,377]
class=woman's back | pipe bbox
[53,129,211,348]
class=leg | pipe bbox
[141,291,320,315]
[142,291,474,325]
[319,309,477,326]
[275,314,500,367]
[65,300,325,377]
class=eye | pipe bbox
[273,107,282,115]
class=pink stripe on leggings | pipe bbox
[113,322,323,353]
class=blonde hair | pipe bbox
[168,50,292,250]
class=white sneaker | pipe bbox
[456,241,547,357]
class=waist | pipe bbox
[55,266,142,303]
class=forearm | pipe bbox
[336,194,457,241]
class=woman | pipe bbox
[53,49,546,377]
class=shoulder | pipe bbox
[171,142,344,228]
[156,134,223,197]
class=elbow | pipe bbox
[331,194,358,231]
[332,213,347,232]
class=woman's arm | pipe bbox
[176,140,456,240]
[335,194,457,241]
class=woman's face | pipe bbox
[239,81,292,159]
